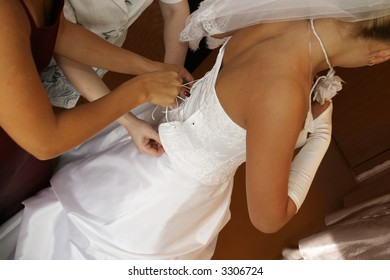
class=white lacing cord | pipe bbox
[151,80,199,123]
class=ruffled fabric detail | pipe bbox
[205,36,229,50]
[180,1,230,50]
[311,68,344,105]
[180,0,390,50]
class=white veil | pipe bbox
[181,0,390,49]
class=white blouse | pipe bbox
[64,0,184,46]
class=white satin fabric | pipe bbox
[15,41,313,260]
[283,194,390,260]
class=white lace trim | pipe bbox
[159,87,246,186]
[180,3,230,50]
[180,0,390,50]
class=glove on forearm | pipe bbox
[288,103,333,212]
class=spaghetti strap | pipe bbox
[309,19,344,105]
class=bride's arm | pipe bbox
[245,86,332,233]
[245,84,308,233]
[287,102,332,213]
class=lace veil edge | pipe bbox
[180,0,390,50]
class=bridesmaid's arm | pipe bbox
[56,55,165,156]
[55,14,193,82]
[159,0,190,65]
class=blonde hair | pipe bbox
[355,15,390,41]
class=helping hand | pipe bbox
[162,64,195,98]
[130,71,183,108]
[122,115,165,156]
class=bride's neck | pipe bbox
[309,19,371,71]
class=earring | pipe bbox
[368,57,375,66]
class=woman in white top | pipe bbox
[46,0,190,107]
[15,0,390,259]
[63,0,189,64]
[44,0,191,156]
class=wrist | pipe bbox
[142,60,166,74]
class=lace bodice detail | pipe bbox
[159,52,246,185]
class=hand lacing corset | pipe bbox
[151,80,198,123]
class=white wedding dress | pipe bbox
[14,40,314,260]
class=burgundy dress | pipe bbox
[0,0,64,224]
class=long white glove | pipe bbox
[288,103,333,212]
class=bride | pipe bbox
[15,0,390,259]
